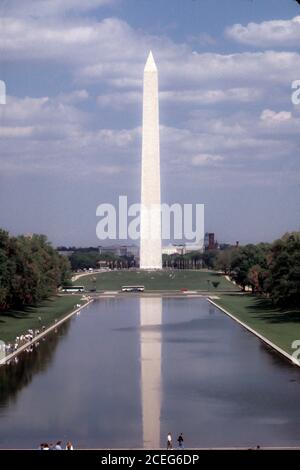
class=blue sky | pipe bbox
[0,0,299,246]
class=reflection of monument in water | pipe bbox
[140,297,162,448]
[140,52,162,270]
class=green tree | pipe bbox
[247,264,268,294]
[0,231,71,311]
[202,250,218,269]
[215,248,235,274]
[231,244,268,291]
[267,233,300,308]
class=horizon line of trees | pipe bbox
[215,232,299,309]
[0,230,71,312]
[69,250,136,270]
[61,232,299,309]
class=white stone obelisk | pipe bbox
[140,51,162,270]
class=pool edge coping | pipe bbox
[207,298,300,368]
[3,295,298,369]
[0,298,94,366]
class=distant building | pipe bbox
[185,242,204,253]
[97,260,110,268]
[98,245,139,258]
[162,245,184,256]
[58,250,74,257]
[162,242,204,256]
[123,245,139,257]
[204,232,217,250]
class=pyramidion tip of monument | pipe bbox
[144,50,157,72]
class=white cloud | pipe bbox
[96,87,261,109]
[3,95,86,130]
[0,10,299,189]
[0,126,34,138]
[158,106,299,177]
[227,16,300,47]
[0,94,141,177]
[260,109,292,123]
[1,13,300,98]
[1,92,299,189]
[161,88,261,104]
[258,109,300,136]
[97,91,139,108]
[0,15,182,68]
[58,90,89,104]
[192,154,224,167]
[4,0,115,17]
[187,32,217,46]
[94,128,139,148]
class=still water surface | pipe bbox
[0,297,300,449]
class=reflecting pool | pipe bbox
[0,297,300,449]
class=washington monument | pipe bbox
[140,51,162,270]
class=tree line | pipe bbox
[163,232,299,308]
[0,230,71,311]
[69,248,217,271]
[215,232,299,308]
[64,232,299,309]
[69,250,135,270]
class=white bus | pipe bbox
[121,286,145,293]
[62,286,85,293]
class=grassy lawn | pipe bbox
[0,295,83,344]
[76,269,240,292]
[214,294,300,355]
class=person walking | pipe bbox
[177,433,184,449]
[66,441,74,450]
[167,433,172,450]
[55,441,62,450]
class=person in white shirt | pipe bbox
[167,433,172,449]
[55,441,62,450]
